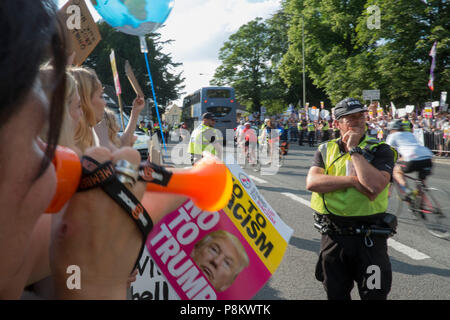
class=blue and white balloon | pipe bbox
[91,0,174,36]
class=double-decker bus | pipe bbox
[181,87,237,138]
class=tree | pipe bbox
[282,0,369,105]
[282,0,449,109]
[212,12,330,115]
[84,22,185,119]
[264,10,330,113]
[212,17,272,113]
[355,0,450,107]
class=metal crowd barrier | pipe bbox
[423,129,450,155]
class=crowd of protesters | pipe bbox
[238,104,450,157]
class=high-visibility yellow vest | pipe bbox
[322,122,330,131]
[307,123,315,132]
[310,135,397,217]
[401,120,412,132]
[188,124,221,155]
[297,122,302,131]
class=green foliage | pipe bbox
[84,22,185,116]
[212,5,334,115]
[282,0,449,108]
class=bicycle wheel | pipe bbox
[418,187,450,239]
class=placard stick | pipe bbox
[118,95,126,131]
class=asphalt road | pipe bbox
[164,140,450,300]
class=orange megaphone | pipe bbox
[145,156,233,212]
[45,147,232,214]
[46,146,82,213]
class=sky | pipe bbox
[58,0,281,106]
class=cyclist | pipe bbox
[258,119,278,164]
[386,119,433,199]
[242,122,258,167]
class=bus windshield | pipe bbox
[206,106,233,118]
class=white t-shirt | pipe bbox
[386,131,433,162]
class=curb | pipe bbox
[433,158,450,165]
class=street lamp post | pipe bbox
[302,15,306,110]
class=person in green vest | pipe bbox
[154,123,161,141]
[188,112,223,165]
[307,120,316,147]
[321,120,330,142]
[401,116,412,132]
[139,120,149,135]
[306,97,397,300]
[297,119,307,146]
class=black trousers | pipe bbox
[315,234,392,300]
[398,158,433,180]
[299,130,305,145]
[308,131,315,146]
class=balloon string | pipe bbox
[143,52,168,155]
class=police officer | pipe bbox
[307,120,316,147]
[297,119,306,146]
[306,97,397,300]
[401,116,412,132]
[321,120,330,142]
[188,112,223,165]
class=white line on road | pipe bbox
[281,192,311,207]
[280,192,431,261]
[249,175,268,184]
[387,238,430,260]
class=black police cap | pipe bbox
[202,112,217,120]
[334,98,367,120]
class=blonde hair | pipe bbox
[69,66,101,153]
[193,230,249,273]
[104,108,121,148]
[39,67,79,152]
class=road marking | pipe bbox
[249,175,268,184]
[387,238,430,260]
[281,192,311,207]
[280,193,431,261]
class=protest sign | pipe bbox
[110,49,126,129]
[131,163,293,300]
[309,107,320,121]
[405,105,415,114]
[320,109,330,121]
[125,60,145,98]
[390,102,396,117]
[110,50,122,95]
[397,108,407,118]
[363,90,380,101]
[377,106,384,117]
[424,106,433,119]
[59,0,101,66]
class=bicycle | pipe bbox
[242,141,259,171]
[278,140,289,167]
[388,173,450,239]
